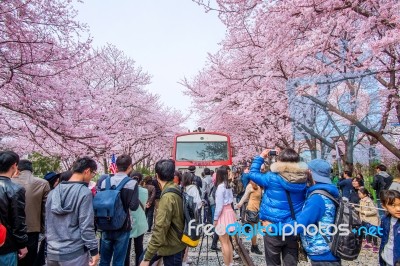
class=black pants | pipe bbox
[263,235,298,266]
[138,249,184,266]
[211,232,219,248]
[18,232,39,266]
[366,234,378,246]
[35,238,46,266]
[124,234,144,266]
[145,205,155,232]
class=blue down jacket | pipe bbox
[248,156,308,222]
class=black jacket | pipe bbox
[0,176,28,254]
[152,178,162,200]
[372,171,393,196]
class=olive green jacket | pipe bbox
[144,181,186,261]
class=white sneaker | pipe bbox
[233,251,240,259]
[185,258,193,264]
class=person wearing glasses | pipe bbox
[45,157,100,266]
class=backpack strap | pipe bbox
[284,190,296,220]
[309,189,339,206]
[139,201,145,211]
[161,187,183,237]
[105,176,111,190]
[308,189,339,245]
[115,176,131,191]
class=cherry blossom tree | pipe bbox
[189,0,400,165]
[1,1,185,167]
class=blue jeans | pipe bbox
[377,199,385,218]
[210,205,215,220]
[0,252,17,266]
[100,231,130,266]
[141,249,184,266]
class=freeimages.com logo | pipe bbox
[188,220,383,240]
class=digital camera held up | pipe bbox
[268,150,277,156]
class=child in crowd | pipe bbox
[379,190,400,266]
[357,187,379,252]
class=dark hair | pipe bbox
[358,187,370,197]
[220,165,231,171]
[116,154,132,172]
[130,171,143,184]
[357,173,364,179]
[18,159,33,172]
[188,165,196,172]
[71,157,97,173]
[144,175,153,185]
[210,170,215,176]
[204,168,211,175]
[0,151,20,173]
[182,172,193,187]
[376,164,387,172]
[216,168,230,188]
[278,148,300,163]
[174,171,182,184]
[155,159,175,181]
[352,177,364,187]
[380,190,400,206]
[60,171,73,182]
[344,170,352,178]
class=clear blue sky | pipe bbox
[75,1,226,130]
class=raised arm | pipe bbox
[247,156,269,188]
[237,184,253,208]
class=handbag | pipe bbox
[296,238,308,262]
[245,209,259,223]
[285,190,308,262]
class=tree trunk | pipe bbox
[103,157,108,174]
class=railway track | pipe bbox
[234,235,255,266]
[186,233,255,266]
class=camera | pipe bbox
[268,150,277,156]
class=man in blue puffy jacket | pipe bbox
[280,159,341,266]
[247,148,308,265]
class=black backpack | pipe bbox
[309,190,363,261]
[161,186,202,247]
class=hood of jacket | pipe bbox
[270,161,308,183]
[50,182,87,215]
[378,171,391,178]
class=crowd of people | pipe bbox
[0,149,399,266]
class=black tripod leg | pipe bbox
[206,234,209,266]
[196,233,206,266]
[215,238,221,266]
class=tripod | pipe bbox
[195,231,222,266]
[192,204,220,266]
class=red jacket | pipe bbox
[0,223,6,247]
